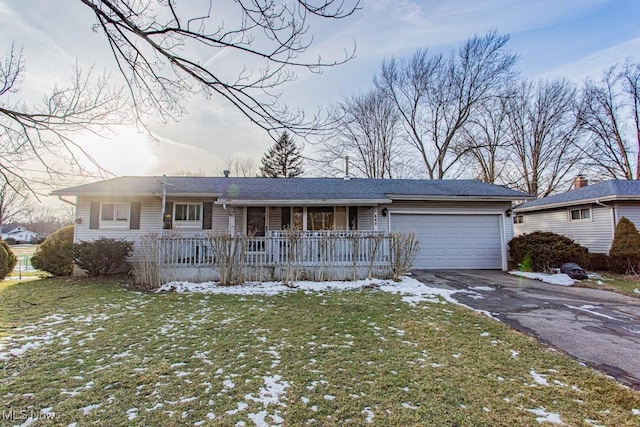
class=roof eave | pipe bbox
[513,194,640,212]
[388,194,533,202]
[216,198,393,206]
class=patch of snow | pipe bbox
[402,402,418,410]
[79,403,102,415]
[362,407,374,424]
[510,271,575,286]
[154,276,497,317]
[469,286,495,291]
[510,350,519,359]
[226,402,248,416]
[480,332,490,337]
[530,370,549,386]
[632,408,640,416]
[526,407,564,425]
[634,288,640,294]
[126,408,138,420]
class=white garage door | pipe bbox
[391,214,503,269]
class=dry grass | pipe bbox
[1,278,639,426]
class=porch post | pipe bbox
[373,208,379,231]
[228,209,236,234]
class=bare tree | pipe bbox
[0,179,29,226]
[79,0,359,134]
[318,88,413,178]
[1,44,126,192]
[578,61,640,179]
[502,79,584,197]
[457,95,510,183]
[220,156,258,177]
[21,204,73,238]
[375,30,517,179]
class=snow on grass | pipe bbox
[156,276,496,318]
[79,403,102,415]
[362,407,374,423]
[509,271,575,286]
[526,407,565,424]
[530,370,549,386]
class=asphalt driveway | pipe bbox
[411,269,640,389]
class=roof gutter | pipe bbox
[215,198,393,206]
[388,195,534,202]
[57,196,77,206]
[514,195,640,213]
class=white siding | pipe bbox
[268,207,282,231]
[75,196,162,243]
[357,207,376,231]
[615,202,640,229]
[212,204,229,232]
[514,204,614,253]
[234,207,244,234]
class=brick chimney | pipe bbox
[573,175,588,190]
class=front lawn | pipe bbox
[1,278,639,426]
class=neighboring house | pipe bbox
[513,178,640,254]
[0,225,38,244]
[52,176,531,278]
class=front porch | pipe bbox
[133,230,418,284]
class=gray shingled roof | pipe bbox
[51,176,532,201]
[514,180,640,212]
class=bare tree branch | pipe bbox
[578,61,640,179]
[375,29,517,179]
[79,0,360,136]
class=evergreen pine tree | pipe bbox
[260,132,304,178]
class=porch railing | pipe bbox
[155,231,392,268]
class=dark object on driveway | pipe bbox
[560,262,588,280]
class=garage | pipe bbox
[390,214,503,269]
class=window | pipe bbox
[307,207,334,230]
[247,207,266,236]
[513,214,524,225]
[334,206,347,230]
[569,208,591,221]
[100,203,129,227]
[174,203,202,223]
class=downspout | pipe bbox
[57,196,77,206]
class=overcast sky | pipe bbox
[2,0,640,196]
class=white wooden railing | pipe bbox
[155,231,392,268]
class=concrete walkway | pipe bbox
[411,270,640,389]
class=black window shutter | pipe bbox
[89,202,100,229]
[202,202,212,230]
[349,206,358,230]
[130,202,141,230]
[281,207,290,229]
[163,201,173,230]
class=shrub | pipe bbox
[583,252,609,272]
[30,225,75,276]
[73,238,134,277]
[509,231,588,273]
[608,217,640,274]
[0,240,17,279]
[4,237,17,245]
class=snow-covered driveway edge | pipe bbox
[509,271,575,286]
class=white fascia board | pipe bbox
[513,195,640,213]
[215,198,392,206]
[388,195,531,202]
